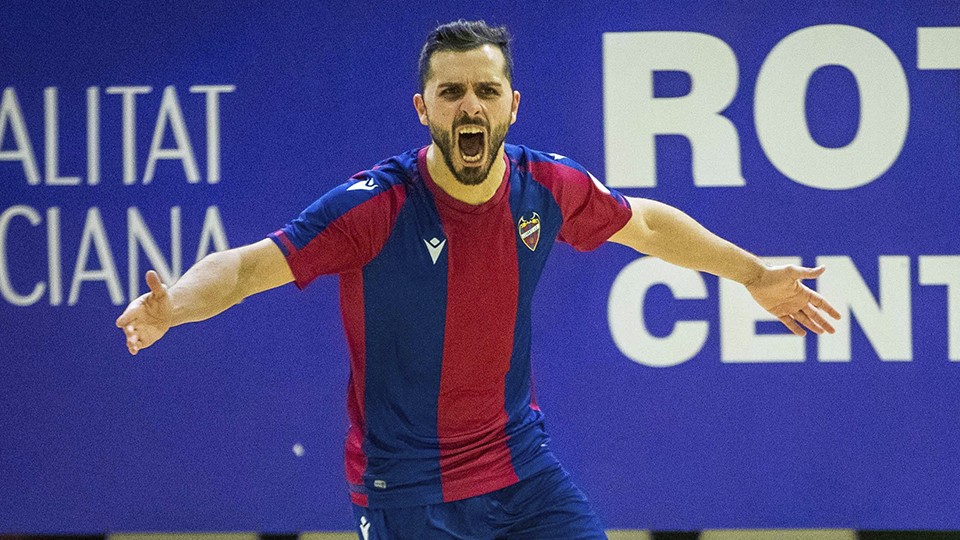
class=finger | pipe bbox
[116,301,140,328]
[145,270,167,297]
[126,335,139,355]
[793,265,826,280]
[778,315,807,336]
[793,309,825,334]
[809,291,842,320]
[804,305,835,334]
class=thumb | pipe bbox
[794,265,826,280]
[145,270,167,296]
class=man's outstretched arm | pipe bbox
[608,196,840,336]
[115,239,294,355]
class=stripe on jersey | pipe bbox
[418,149,521,502]
[269,183,406,288]
[437,207,520,501]
[342,270,368,507]
[527,157,631,251]
[358,191,448,507]
[501,161,560,477]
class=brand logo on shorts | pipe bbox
[518,211,541,251]
[359,515,371,540]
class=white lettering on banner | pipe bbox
[44,88,82,186]
[608,256,954,367]
[128,206,182,301]
[608,257,709,367]
[143,86,200,185]
[194,206,230,262]
[918,256,960,361]
[105,86,152,185]
[918,27,960,71]
[0,85,234,186]
[720,257,804,363]
[755,25,909,190]
[189,85,235,184]
[816,256,912,361]
[87,87,100,186]
[69,207,124,305]
[0,206,45,306]
[0,205,229,306]
[603,25,960,189]
[918,27,960,144]
[48,207,62,305]
[0,88,41,185]
[603,32,744,188]
[0,83,236,308]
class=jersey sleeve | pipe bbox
[529,153,632,251]
[268,170,406,289]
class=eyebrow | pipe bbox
[437,81,504,89]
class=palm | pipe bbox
[116,270,172,355]
[746,265,841,336]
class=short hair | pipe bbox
[418,19,513,91]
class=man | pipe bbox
[117,20,840,540]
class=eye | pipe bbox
[479,86,500,97]
[440,87,463,99]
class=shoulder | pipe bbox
[337,149,419,197]
[348,148,418,192]
[508,145,603,192]
[506,144,565,170]
[298,150,417,223]
[507,144,592,177]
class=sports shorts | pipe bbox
[352,463,607,539]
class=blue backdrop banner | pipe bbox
[1,0,959,532]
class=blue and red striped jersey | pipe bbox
[269,144,632,508]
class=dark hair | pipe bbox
[418,19,513,91]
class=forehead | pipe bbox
[426,44,509,88]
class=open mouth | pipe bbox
[457,126,486,164]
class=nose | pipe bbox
[459,89,483,117]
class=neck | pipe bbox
[426,143,506,205]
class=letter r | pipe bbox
[603,32,744,188]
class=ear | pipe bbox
[413,93,429,126]
[510,90,520,125]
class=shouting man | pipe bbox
[117,20,840,540]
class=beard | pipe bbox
[429,116,509,186]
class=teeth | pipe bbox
[457,126,484,163]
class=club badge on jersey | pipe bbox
[518,211,541,251]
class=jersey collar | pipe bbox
[417,146,510,215]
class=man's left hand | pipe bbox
[745,265,841,336]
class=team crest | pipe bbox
[518,211,541,251]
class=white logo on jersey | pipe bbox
[588,171,611,195]
[347,177,378,191]
[360,515,371,540]
[424,237,446,264]
[548,152,567,161]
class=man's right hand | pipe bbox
[113,240,294,356]
[116,270,173,355]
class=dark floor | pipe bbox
[4,531,960,540]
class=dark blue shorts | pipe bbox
[352,464,606,539]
